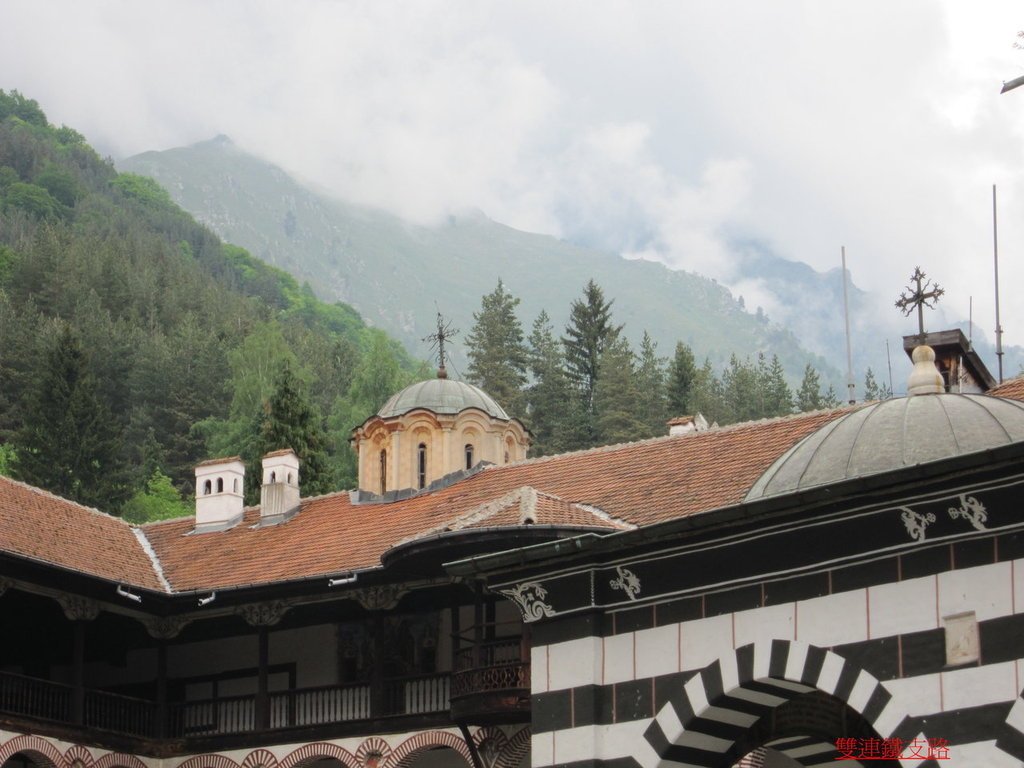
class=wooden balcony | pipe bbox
[0,661,528,752]
[449,637,530,724]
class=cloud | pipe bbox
[3,0,1024,345]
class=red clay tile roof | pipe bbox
[140,408,851,591]
[0,406,868,593]
[989,376,1024,401]
[0,476,166,591]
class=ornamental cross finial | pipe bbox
[423,312,459,378]
[895,267,944,338]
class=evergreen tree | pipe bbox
[822,385,841,409]
[635,331,668,438]
[863,367,891,401]
[761,354,793,417]
[593,336,644,445]
[525,311,577,456]
[666,341,697,417]
[247,361,331,503]
[722,354,760,423]
[562,280,623,409]
[12,325,129,510]
[689,359,726,425]
[795,364,824,412]
[465,279,528,416]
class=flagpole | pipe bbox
[993,185,1004,383]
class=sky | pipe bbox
[2,1,1023,351]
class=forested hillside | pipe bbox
[0,91,425,518]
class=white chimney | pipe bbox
[194,457,245,532]
[260,448,301,524]
[667,413,709,436]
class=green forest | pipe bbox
[0,91,887,522]
[0,90,426,520]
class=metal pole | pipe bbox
[841,247,855,404]
[886,339,894,399]
[993,184,1004,383]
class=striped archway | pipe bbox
[0,735,65,768]
[642,639,919,768]
[385,731,472,768]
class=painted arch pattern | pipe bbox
[0,728,527,768]
[642,640,919,768]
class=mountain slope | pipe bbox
[121,137,835,381]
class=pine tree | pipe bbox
[593,336,644,445]
[247,361,331,503]
[863,367,891,401]
[761,354,793,417]
[12,325,129,510]
[689,358,726,425]
[722,355,760,423]
[635,331,668,438]
[525,311,577,455]
[465,280,528,416]
[666,341,697,417]
[795,364,824,412]
[562,279,623,429]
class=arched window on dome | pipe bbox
[418,443,427,489]
[465,443,474,470]
[379,449,387,495]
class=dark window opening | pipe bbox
[216,477,224,493]
[465,444,474,470]
[379,449,387,495]
[418,443,427,489]
[203,480,212,495]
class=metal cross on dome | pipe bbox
[423,312,459,377]
[895,267,944,338]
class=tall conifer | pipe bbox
[666,341,697,417]
[465,280,528,416]
[13,326,128,510]
[562,279,623,424]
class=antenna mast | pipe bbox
[841,246,855,404]
[993,184,1004,383]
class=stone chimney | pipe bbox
[667,413,709,436]
[260,448,301,525]
[194,457,245,532]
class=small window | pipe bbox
[270,471,277,483]
[504,451,510,464]
[233,478,239,493]
[465,444,474,470]
[418,443,427,489]
[216,477,224,493]
[379,449,387,495]
[203,480,212,495]
[287,472,293,484]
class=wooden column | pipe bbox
[72,620,86,725]
[473,582,484,668]
[257,625,270,729]
[370,613,385,716]
[156,640,168,737]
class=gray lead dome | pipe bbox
[747,394,1024,500]
[377,379,510,420]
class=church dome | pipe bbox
[377,378,510,420]
[746,393,1024,500]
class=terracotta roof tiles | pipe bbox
[0,406,858,593]
[0,476,166,590]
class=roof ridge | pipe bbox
[132,528,173,593]
[485,405,859,471]
[572,502,636,530]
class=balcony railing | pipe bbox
[0,669,461,743]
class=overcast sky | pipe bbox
[3,1,1023,348]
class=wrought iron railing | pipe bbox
[451,636,529,698]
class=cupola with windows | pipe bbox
[351,368,530,497]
